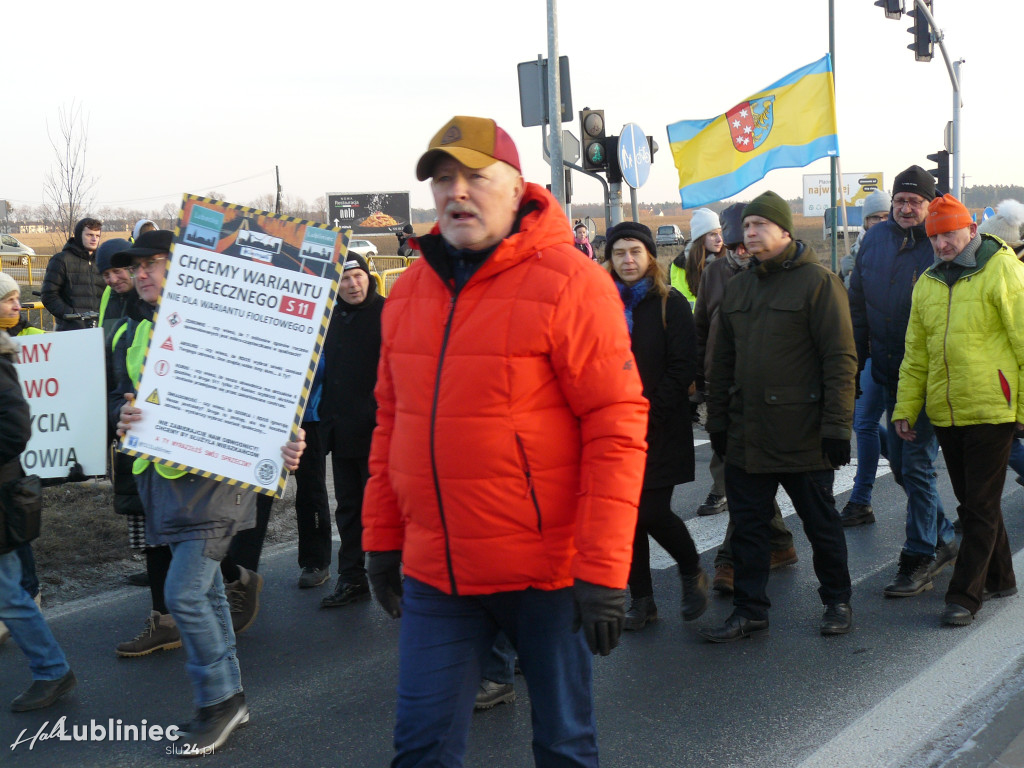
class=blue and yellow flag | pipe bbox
[667,54,839,208]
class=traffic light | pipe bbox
[907,0,933,62]
[580,109,607,172]
[927,149,950,195]
[603,136,622,184]
[874,0,904,19]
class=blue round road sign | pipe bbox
[618,123,651,189]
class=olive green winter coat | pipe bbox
[707,240,857,473]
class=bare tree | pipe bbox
[43,101,98,242]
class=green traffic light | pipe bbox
[587,143,605,164]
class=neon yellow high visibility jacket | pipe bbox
[894,235,1024,428]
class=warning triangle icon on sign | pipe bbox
[161,337,174,351]
[145,389,161,405]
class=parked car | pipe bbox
[0,234,35,265]
[347,239,378,259]
[655,224,684,246]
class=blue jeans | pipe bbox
[1009,437,1024,480]
[0,550,69,680]
[164,539,241,709]
[482,631,516,685]
[394,577,597,768]
[883,386,954,557]
[849,360,888,506]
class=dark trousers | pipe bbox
[225,493,274,574]
[934,423,1017,614]
[394,577,597,768]
[726,464,851,621]
[628,486,699,598]
[331,454,369,582]
[715,498,793,567]
[294,421,332,570]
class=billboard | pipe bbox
[326,191,411,236]
[802,172,884,217]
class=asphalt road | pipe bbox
[3,436,1024,768]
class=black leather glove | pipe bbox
[366,550,403,618]
[709,431,728,458]
[821,437,851,468]
[572,579,626,656]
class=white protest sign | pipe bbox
[15,328,107,478]
[121,196,345,496]
[802,172,884,216]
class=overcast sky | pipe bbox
[5,0,1020,217]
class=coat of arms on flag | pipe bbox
[726,97,774,153]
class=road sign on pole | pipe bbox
[617,123,652,189]
[543,130,580,165]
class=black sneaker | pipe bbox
[839,501,875,527]
[320,578,370,609]
[174,692,249,757]
[883,552,935,597]
[680,570,709,622]
[697,492,728,517]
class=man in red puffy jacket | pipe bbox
[362,115,649,767]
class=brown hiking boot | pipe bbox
[713,564,734,595]
[226,567,264,635]
[116,611,181,657]
[770,546,798,569]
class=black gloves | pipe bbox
[821,437,851,468]
[572,579,626,656]
[709,431,728,458]
[366,550,403,618]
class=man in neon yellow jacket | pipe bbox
[894,194,1024,627]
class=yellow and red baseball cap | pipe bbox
[416,116,521,181]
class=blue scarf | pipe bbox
[616,277,652,334]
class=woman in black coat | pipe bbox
[604,222,707,630]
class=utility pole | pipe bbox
[275,166,282,215]
[545,0,565,210]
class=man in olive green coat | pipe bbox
[701,190,857,643]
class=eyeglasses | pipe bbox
[128,256,168,276]
[892,197,926,209]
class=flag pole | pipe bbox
[829,0,838,273]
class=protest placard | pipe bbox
[120,196,346,496]
[15,328,107,479]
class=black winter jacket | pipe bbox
[0,332,31,554]
[319,282,384,458]
[41,230,105,330]
[621,285,697,489]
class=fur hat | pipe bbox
[604,222,657,261]
[743,191,793,235]
[689,208,721,243]
[977,199,1024,247]
[0,272,19,300]
[861,190,892,219]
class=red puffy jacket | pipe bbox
[362,183,648,595]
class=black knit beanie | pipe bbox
[605,221,657,261]
[742,191,793,235]
[893,165,937,201]
[720,202,746,249]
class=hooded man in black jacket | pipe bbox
[314,253,385,608]
[41,217,106,331]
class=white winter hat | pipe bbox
[689,208,721,242]
[977,199,1024,247]
[861,190,892,219]
[0,272,19,300]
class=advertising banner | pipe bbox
[121,196,347,496]
[802,172,884,216]
[326,191,411,236]
[16,329,107,479]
